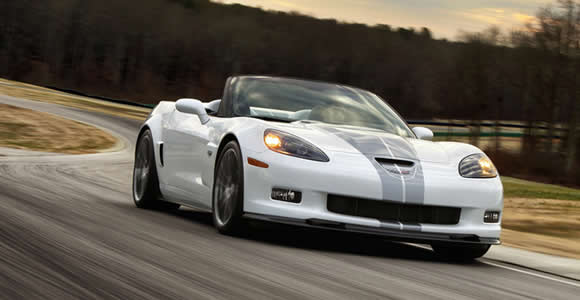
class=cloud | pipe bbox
[453,6,539,32]
[271,0,298,9]
[513,13,535,24]
[218,0,543,39]
[455,8,511,26]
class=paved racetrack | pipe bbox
[0,96,578,299]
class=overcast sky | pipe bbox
[219,0,548,39]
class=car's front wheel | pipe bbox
[431,243,491,261]
[212,140,245,234]
[133,129,179,210]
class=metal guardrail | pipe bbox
[407,120,466,128]
[45,86,156,108]
[408,120,565,139]
[408,120,566,131]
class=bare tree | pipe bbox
[563,0,580,174]
[456,27,503,148]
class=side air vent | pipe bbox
[375,158,414,167]
[159,143,164,166]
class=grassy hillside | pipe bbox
[502,176,580,201]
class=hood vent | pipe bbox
[375,157,414,167]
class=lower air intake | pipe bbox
[327,195,460,225]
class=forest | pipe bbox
[1,0,579,183]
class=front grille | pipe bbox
[327,195,460,225]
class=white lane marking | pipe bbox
[482,260,580,288]
[380,137,406,203]
[406,243,580,288]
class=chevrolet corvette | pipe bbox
[133,76,503,259]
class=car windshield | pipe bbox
[232,77,414,138]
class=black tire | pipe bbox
[133,129,180,210]
[212,140,245,234]
[431,243,491,261]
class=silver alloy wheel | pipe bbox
[214,148,239,226]
[133,137,150,202]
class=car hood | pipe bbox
[269,122,451,163]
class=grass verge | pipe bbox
[0,78,150,120]
[500,177,580,258]
[502,176,580,201]
[0,104,117,154]
[501,197,579,259]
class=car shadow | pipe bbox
[148,206,485,266]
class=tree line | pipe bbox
[0,0,579,181]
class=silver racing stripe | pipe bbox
[401,223,422,232]
[379,136,425,206]
[380,221,403,231]
[379,138,407,203]
[321,127,425,206]
[322,127,404,202]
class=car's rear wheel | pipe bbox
[431,243,491,261]
[212,140,245,234]
[133,129,179,210]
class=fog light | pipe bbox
[484,211,500,223]
[271,188,302,203]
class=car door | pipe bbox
[163,110,211,208]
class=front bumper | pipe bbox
[243,149,503,244]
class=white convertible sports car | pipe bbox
[133,76,503,259]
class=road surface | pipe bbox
[0,96,578,299]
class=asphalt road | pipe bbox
[0,96,578,299]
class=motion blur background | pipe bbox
[1,0,579,185]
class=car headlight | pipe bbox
[459,153,497,178]
[264,129,329,162]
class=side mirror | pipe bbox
[176,98,210,124]
[412,127,434,141]
[204,99,221,114]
